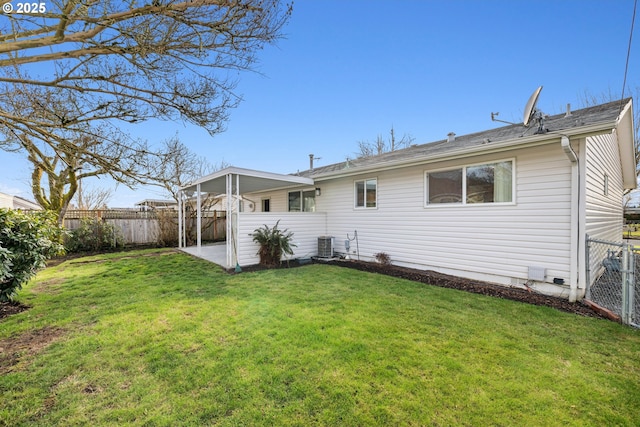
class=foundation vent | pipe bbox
[528,266,547,281]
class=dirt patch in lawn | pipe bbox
[47,247,178,267]
[31,278,65,295]
[0,326,66,374]
[0,301,30,320]
[327,259,605,319]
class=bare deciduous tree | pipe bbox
[355,127,415,158]
[151,134,228,245]
[0,1,291,134]
[0,0,291,219]
[71,184,113,210]
[0,84,153,222]
[152,134,226,202]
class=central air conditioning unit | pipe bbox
[317,236,334,258]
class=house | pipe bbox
[0,192,41,210]
[136,199,179,210]
[180,97,636,302]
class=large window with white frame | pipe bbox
[288,190,316,212]
[355,178,377,208]
[426,160,514,205]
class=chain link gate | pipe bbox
[586,236,639,327]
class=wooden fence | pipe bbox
[64,209,226,246]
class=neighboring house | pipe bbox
[136,199,179,210]
[180,98,636,302]
[137,195,257,213]
[0,192,41,210]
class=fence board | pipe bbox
[64,210,226,246]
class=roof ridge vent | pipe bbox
[447,132,456,142]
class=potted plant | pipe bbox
[252,220,296,268]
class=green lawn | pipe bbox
[624,229,640,239]
[2,249,640,426]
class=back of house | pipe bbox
[183,97,636,302]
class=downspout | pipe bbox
[561,136,580,302]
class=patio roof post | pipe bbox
[226,173,233,267]
[196,183,202,254]
[177,190,183,248]
[236,173,241,267]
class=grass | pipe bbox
[1,249,640,426]
[624,230,640,239]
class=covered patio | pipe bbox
[180,242,227,267]
[178,166,316,268]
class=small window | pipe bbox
[604,174,609,196]
[288,190,316,212]
[355,178,377,208]
[262,198,270,212]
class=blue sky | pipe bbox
[1,0,638,207]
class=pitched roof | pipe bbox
[297,98,633,180]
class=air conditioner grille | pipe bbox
[318,236,334,258]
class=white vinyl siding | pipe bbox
[584,133,624,242]
[318,144,573,289]
[236,212,327,265]
[250,191,288,212]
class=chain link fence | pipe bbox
[586,236,639,327]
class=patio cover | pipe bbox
[178,167,315,267]
[180,166,314,195]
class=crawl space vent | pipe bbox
[528,266,546,281]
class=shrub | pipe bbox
[252,220,296,268]
[0,209,65,302]
[374,252,391,265]
[65,217,124,253]
[156,209,179,247]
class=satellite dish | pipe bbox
[523,86,543,127]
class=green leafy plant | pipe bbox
[65,217,124,253]
[0,208,65,301]
[251,220,296,267]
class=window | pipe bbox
[604,174,609,196]
[288,190,316,212]
[426,160,513,205]
[466,161,512,203]
[262,198,270,212]
[355,178,377,208]
[427,169,463,204]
